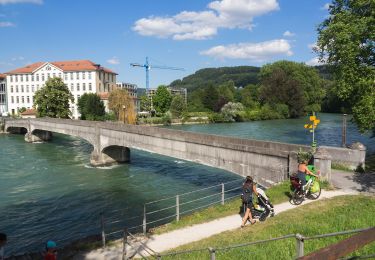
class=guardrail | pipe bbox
[128,227,373,260]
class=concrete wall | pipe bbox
[4,118,367,187]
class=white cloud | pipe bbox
[0,0,42,4]
[283,30,295,37]
[11,56,24,61]
[306,57,325,66]
[107,57,120,65]
[200,39,293,62]
[133,0,279,40]
[321,3,330,10]
[0,21,15,27]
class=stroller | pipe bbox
[242,187,275,222]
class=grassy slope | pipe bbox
[151,181,331,235]
[161,195,374,259]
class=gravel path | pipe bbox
[82,189,357,260]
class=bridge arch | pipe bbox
[90,145,130,166]
[6,126,28,134]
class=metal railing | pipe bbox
[141,227,374,259]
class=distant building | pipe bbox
[116,82,140,112]
[5,60,117,118]
[147,87,187,104]
[0,74,7,116]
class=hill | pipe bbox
[169,66,261,91]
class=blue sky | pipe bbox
[0,0,330,89]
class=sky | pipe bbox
[0,0,330,89]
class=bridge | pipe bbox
[3,118,366,187]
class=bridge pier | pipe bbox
[25,130,52,143]
[90,146,130,167]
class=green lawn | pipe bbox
[159,195,375,259]
[151,181,330,235]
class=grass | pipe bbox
[150,180,331,235]
[160,195,375,259]
[332,163,353,172]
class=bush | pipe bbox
[162,111,172,125]
[208,113,227,123]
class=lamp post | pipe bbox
[342,113,347,147]
[122,105,126,124]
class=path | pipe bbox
[331,169,375,193]
[82,189,357,260]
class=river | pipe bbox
[0,113,374,256]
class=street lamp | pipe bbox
[122,105,126,124]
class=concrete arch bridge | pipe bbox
[3,118,366,187]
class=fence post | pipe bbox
[296,233,304,258]
[100,213,106,248]
[208,247,216,260]
[176,195,180,222]
[221,183,225,205]
[122,228,128,260]
[143,204,147,235]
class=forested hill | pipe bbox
[169,65,332,90]
[169,66,260,90]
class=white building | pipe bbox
[0,73,7,116]
[5,60,117,118]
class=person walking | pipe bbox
[241,176,258,227]
[44,240,57,260]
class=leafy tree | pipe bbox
[140,94,151,112]
[217,81,236,110]
[259,61,325,117]
[221,102,245,122]
[153,85,172,114]
[108,88,136,124]
[202,84,219,112]
[240,84,260,109]
[260,68,305,118]
[316,0,375,133]
[33,77,73,118]
[77,93,105,120]
[170,94,186,118]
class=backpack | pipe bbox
[241,186,252,204]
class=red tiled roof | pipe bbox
[0,73,6,79]
[21,108,36,116]
[98,92,110,100]
[5,60,117,75]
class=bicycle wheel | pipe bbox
[307,183,321,200]
[292,190,304,205]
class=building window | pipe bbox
[16,96,19,103]
[77,83,80,91]
[26,86,29,92]
[32,85,34,92]
[71,83,74,91]
[42,74,45,81]
[21,96,24,103]
[11,96,14,103]
[82,83,86,91]
[76,72,79,80]
[47,73,50,79]
[31,75,34,81]
[83,72,85,79]
[37,84,39,90]
[26,75,29,82]
[70,72,73,80]
[89,72,92,80]
[36,74,39,81]
[27,96,30,103]
[11,86,13,93]
[10,76,13,82]
[21,85,24,92]
[64,73,68,80]
[89,83,92,91]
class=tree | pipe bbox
[316,0,375,133]
[108,88,136,124]
[221,102,245,122]
[260,68,305,118]
[77,93,105,120]
[202,84,219,112]
[140,94,151,112]
[33,77,73,118]
[152,85,172,114]
[259,61,325,117]
[170,94,186,118]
